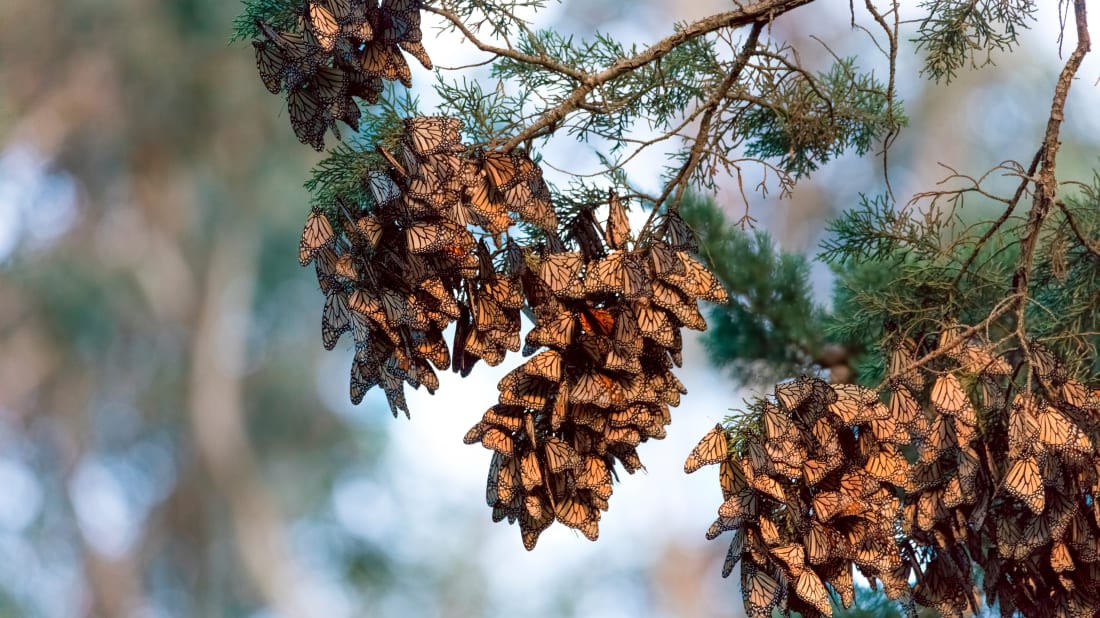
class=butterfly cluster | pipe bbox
[464,196,730,549]
[253,0,431,150]
[297,116,561,416]
[686,378,907,618]
[690,331,1100,617]
[295,114,731,546]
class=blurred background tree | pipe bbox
[1,1,1098,618]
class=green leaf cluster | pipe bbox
[914,0,1038,82]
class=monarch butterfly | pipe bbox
[819,491,866,522]
[799,520,833,566]
[622,252,653,300]
[380,2,432,66]
[604,342,642,374]
[402,116,462,156]
[1008,395,1040,457]
[404,221,455,254]
[913,487,946,532]
[376,288,407,328]
[651,280,706,330]
[839,469,876,499]
[713,459,746,503]
[307,67,349,105]
[721,527,747,578]
[500,374,553,409]
[313,245,339,293]
[287,86,327,150]
[542,437,581,474]
[519,499,555,551]
[602,190,631,250]
[479,426,515,456]
[561,497,601,540]
[1051,541,1075,573]
[576,456,613,500]
[464,179,512,234]
[583,251,624,295]
[627,300,668,344]
[609,443,645,473]
[826,392,870,425]
[520,494,543,520]
[647,239,685,279]
[769,543,806,575]
[255,19,322,72]
[1030,340,1064,381]
[796,458,828,487]
[744,518,774,551]
[888,384,925,437]
[958,341,1011,376]
[740,562,781,618]
[662,209,697,252]
[1038,405,1090,453]
[865,444,906,485]
[577,307,614,338]
[1018,511,1052,556]
[774,376,819,414]
[482,406,524,433]
[1060,379,1089,408]
[253,40,288,94]
[299,207,335,266]
[887,338,923,391]
[412,332,450,371]
[518,449,544,492]
[718,489,759,524]
[359,40,412,87]
[480,151,527,192]
[912,562,967,614]
[538,252,584,297]
[321,290,352,349]
[930,373,968,414]
[605,426,641,448]
[664,251,727,304]
[379,364,409,418]
[794,565,831,616]
[486,451,519,506]
[521,349,562,383]
[752,468,787,503]
[871,411,906,444]
[473,293,507,333]
[706,514,739,540]
[1004,455,1044,514]
[348,361,371,405]
[829,563,855,608]
[924,415,958,458]
[744,437,773,476]
[570,370,618,407]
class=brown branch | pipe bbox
[1011,0,1090,299]
[424,6,588,82]
[863,0,901,201]
[493,0,817,150]
[1057,198,1100,258]
[636,21,765,240]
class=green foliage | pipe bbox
[232,0,302,40]
[914,0,1038,82]
[304,90,419,209]
[741,58,904,178]
[681,195,826,387]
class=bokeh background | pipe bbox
[1,1,1098,616]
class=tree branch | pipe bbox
[489,0,817,150]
